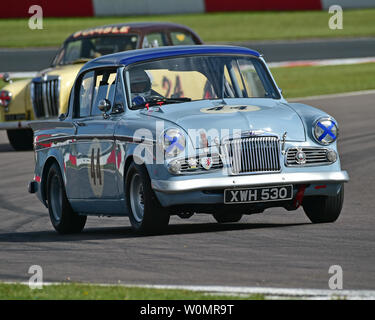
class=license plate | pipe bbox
[224,185,293,204]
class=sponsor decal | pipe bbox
[88,139,104,197]
[73,26,130,38]
[176,33,186,42]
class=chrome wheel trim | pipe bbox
[129,173,145,223]
[50,175,62,222]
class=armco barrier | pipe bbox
[2,0,375,18]
[204,0,322,12]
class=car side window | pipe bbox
[64,41,82,64]
[142,33,167,48]
[91,69,117,116]
[112,78,125,113]
[78,71,94,118]
[170,31,196,45]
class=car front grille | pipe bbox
[5,114,26,121]
[286,147,330,166]
[31,75,60,119]
[223,136,281,174]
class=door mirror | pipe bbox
[98,99,111,112]
[2,73,12,83]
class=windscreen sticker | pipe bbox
[73,26,130,38]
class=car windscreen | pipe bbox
[124,55,281,109]
[54,35,139,65]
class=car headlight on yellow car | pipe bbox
[313,118,338,145]
[162,128,186,158]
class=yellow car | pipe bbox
[0,22,202,150]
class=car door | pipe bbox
[72,68,119,202]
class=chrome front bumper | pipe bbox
[152,170,349,194]
[0,121,30,130]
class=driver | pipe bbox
[130,69,153,106]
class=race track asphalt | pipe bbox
[0,92,374,290]
[1,37,375,72]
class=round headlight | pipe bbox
[162,128,186,158]
[313,118,338,145]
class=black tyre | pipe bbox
[303,184,344,223]
[213,211,243,223]
[7,129,33,151]
[125,162,169,233]
[46,163,86,234]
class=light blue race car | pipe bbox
[28,45,349,234]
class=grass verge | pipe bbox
[0,283,264,300]
[0,9,374,47]
[271,62,375,99]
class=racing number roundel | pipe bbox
[88,139,104,197]
[200,105,260,114]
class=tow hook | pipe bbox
[293,184,307,209]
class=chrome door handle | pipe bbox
[74,121,86,127]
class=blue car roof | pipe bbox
[81,45,261,72]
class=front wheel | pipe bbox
[125,163,169,233]
[303,184,344,223]
[47,163,86,234]
[7,129,33,151]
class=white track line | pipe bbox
[268,56,375,68]
[289,89,375,101]
[5,282,375,300]
[134,284,375,300]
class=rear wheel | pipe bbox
[47,163,86,234]
[303,184,344,223]
[7,129,33,151]
[126,163,169,233]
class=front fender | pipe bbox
[286,102,338,143]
